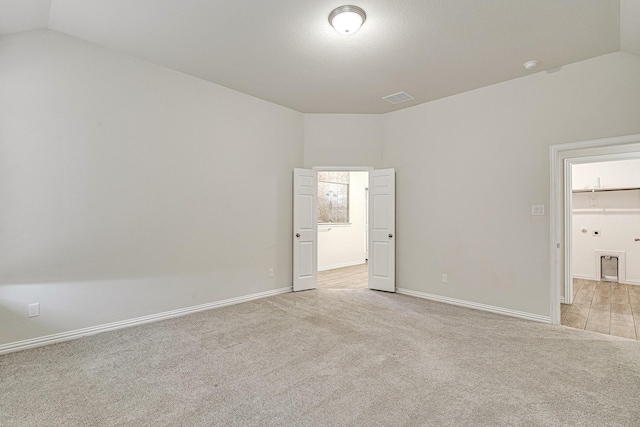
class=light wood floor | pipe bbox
[317,263,368,289]
[561,279,640,340]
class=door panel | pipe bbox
[293,169,317,291]
[373,194,390,229]
[373,242,390,277]
[298,195,314,230]
[369,169,395,292]
[298,241,314,277]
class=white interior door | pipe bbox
[368,168,395,292]
[293,168,317,291]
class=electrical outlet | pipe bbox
[442,274,448,284]
[268,268,274,278]
[28,303,40,318]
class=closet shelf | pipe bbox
[572,187,640,193]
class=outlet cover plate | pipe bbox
[28,303,40,318]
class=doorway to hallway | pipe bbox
[316,170,369,289]
[293,167,395,292]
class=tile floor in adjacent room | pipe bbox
[561,278,640,340]
[317,263,368,289]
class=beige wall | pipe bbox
[304,114,383,168]
[621,0,640,58]
[0,30,304,345]
[3,28,640,349]
[383,51,640,317]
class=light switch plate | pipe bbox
[531,205,545,216]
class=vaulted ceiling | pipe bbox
[1,0,639,113]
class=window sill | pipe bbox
[318,223,351,228]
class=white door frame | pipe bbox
[550,134,640,325]
[313,166,374,172]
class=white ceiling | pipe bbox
[2,0,638,114]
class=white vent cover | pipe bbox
[382,91,414,104]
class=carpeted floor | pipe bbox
[1,288,640,426]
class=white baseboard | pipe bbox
[318,261,366,272]
[0,286,291,355]
[397,288,551,324]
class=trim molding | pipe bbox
[318,261,366,272]
[0,286,292,355]
[312,166,373,171]
[397,288,551,324]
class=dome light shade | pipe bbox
[329,5,366,35]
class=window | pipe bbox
[318,171,349,223]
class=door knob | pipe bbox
[389,234,393,238]
[296,233,300,238]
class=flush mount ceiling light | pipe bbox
[329,5,366,35]
[524,60,539,70]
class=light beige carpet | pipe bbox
[1,288,640,426]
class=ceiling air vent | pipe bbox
[382,91,414,104]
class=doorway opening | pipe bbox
[550,134,640,338]
[293,166,395,292]
[561,157,640,339]
[315,169,369,290]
